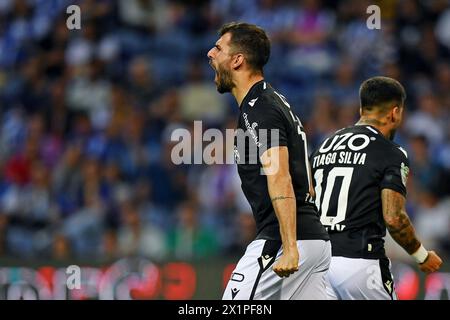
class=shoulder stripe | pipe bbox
[366,126,379,134]
[398,146,408,158]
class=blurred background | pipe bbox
[0,0,449,299]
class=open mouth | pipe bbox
[209,61,218,82]
[209,61,217,72]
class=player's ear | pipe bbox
[392,105,401,122]
[385,105,395,123]
[393,105,405,125]
[231,53,244,70]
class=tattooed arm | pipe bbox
[261,146,298,278]
[381,189,420,254]
[381,189,442,273]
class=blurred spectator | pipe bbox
[210,0,258,23]
[306,94,338,149]
[4,135,40,186]
[414,192,450,258]
[434,61,450,100]
[60,157,106,258]
[52,142,83,217]
[117,199,167,261]
[118,0,171,34]
[66,59,112,130]
[436,5,450,50]
[285,0,336,74]
[127,56,160,109]
[178,59,227,125]
[52,233,71,261]
[337,0,391,76]
[101,228,118,261]
[1,161,56,258]
[0,214,8,255]
[167,201,219,260]
[328,59,359,107]
[405,91,447,146]
[237,0,294,38]
[0,108,27,163]
[147,138,188,216]
[408,135,440,193]
[226,211,256,255]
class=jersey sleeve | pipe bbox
[380,147,410,197]
[252,102,289,155]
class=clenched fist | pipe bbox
[273,249,299,278]
[419,251,443,274]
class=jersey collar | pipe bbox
[240,80,267,108]
[355,123,383,135]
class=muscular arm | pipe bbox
[261,146,299,277]
[381,189,421,254]
[261,146,297,252]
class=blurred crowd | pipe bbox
[0,0,449,263]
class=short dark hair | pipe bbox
[359,76,406,113]
[219,22,270,73]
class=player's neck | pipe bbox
[232,73,264,107]
[356,117,392,139]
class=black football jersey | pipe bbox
[234,80,329,241]
[310,125,410,259]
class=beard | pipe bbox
[216,64,234,94]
